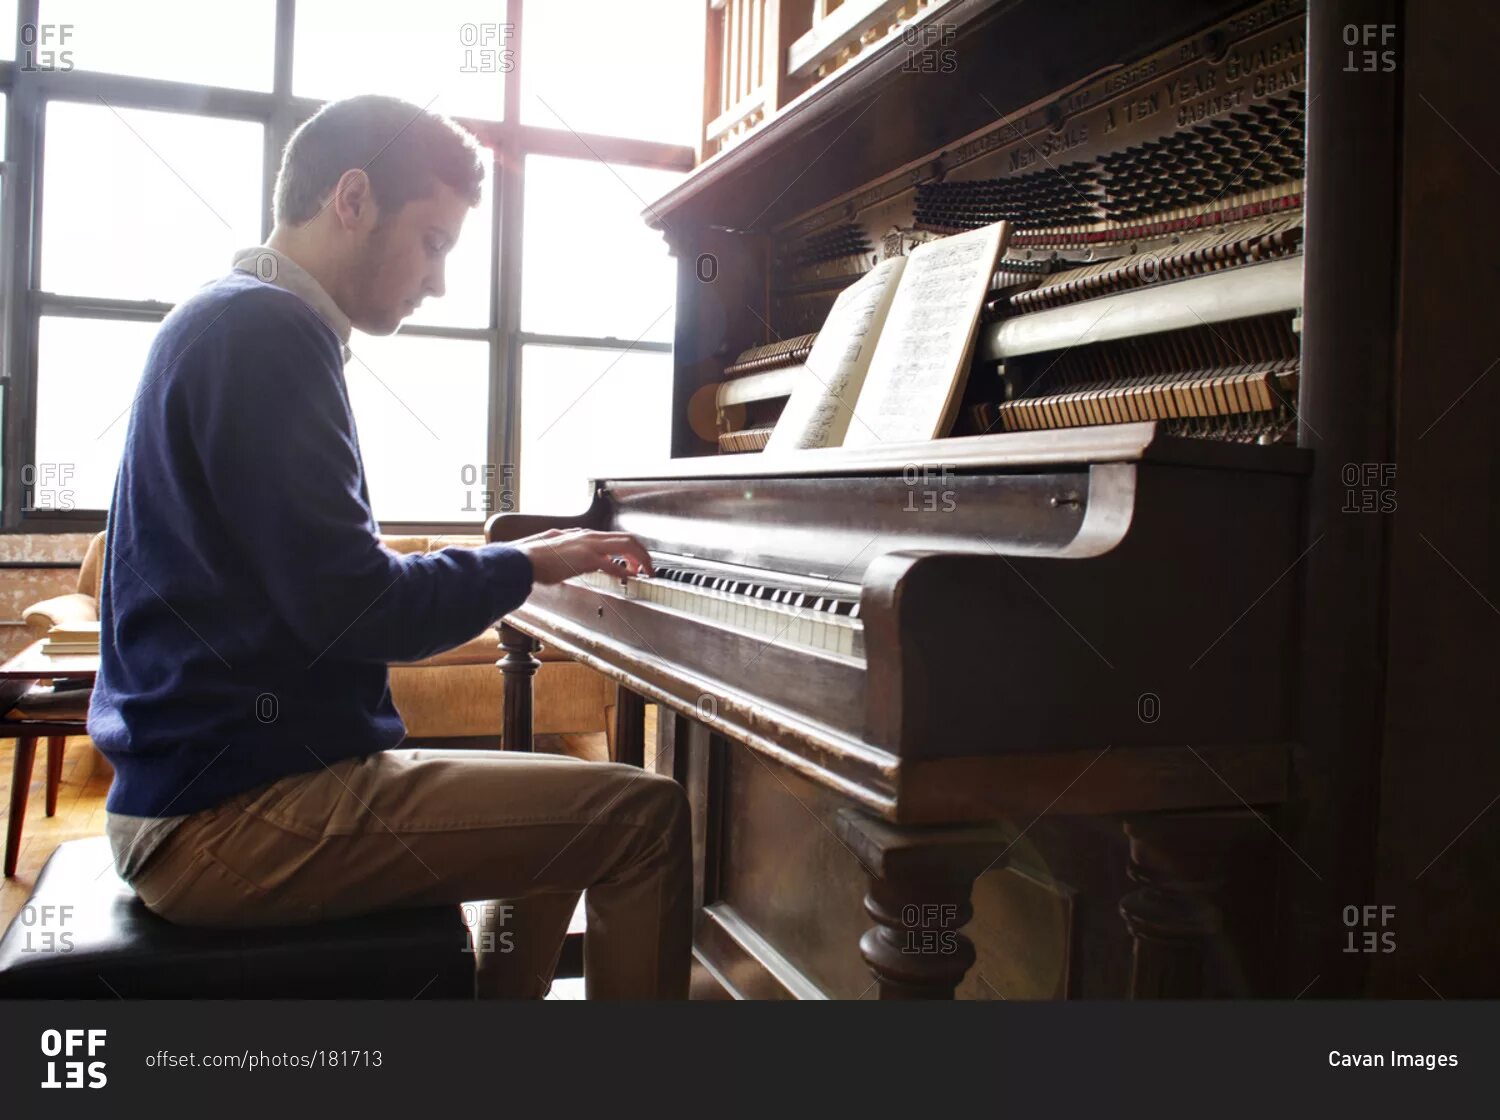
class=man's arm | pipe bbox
[187,288,532,663]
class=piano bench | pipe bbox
[0,837,475,999]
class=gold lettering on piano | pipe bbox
[1114,91,1161,130]
[1225,33,1306,80]
[1102,59,1159,97]
[1166,67,1218,106]
[1008,125,1088,171]
[1176,85,1246,128]
[1254,67,1301,98]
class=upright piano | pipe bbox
[490,0,1500,998]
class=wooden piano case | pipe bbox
[491,0,1500,998]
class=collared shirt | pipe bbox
[230,244,353,364]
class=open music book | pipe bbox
[767,220,1011,450]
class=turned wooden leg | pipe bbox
[613,686,646,767]
[1119,812,1249,998]
[45,736,66,816]
[6,736,39,877]
[835,809,1009,1000]
[499,621,540,752]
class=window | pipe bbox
[1,1,702,529]
[518,344,672,514]
[294,0,506,122]
[521,0,704,145]
[42,102,263,303]
[33,317,157,511]
[344,332,492,523]
[32,103,263,508]
[522,156,682,344]
[38,0,275,91]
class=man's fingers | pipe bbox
[600,538,653,577]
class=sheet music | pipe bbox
[843,221,1010,446]
[766,255,908,451]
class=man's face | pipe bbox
[348,180,471,335]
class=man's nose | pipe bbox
[426,265,446,299]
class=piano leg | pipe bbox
[612,686,647,768]
[836,809,1009,1000]
[1118,811,1252,998]
[498,621,540,752]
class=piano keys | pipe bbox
[570,555,865,658]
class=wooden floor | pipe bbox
[0,733,109,932]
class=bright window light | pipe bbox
[344,331,491,523]
[42,102,263,303]
[35,316,159,510]
[522,155,682,344]
[518,344,672,514]
[294,0,507,122]
[37,0,275,90]
[521,0,704,145]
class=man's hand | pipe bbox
[513,528,655,586]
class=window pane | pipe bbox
[522,156,682,344]
[405,147,495,329]
[522,0,704,145]
[37,0,274,89]
[519,344,672,513]
[35,316,160,511]
[344,331,490,523]
[295,0,506,122]
[42,103,263,303]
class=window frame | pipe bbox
[0,0,694,533]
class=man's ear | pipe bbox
[330,168,377,231]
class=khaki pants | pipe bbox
[128,748,693,1000]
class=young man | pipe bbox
[87,95,692,999]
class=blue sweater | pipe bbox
[88,271,534,817]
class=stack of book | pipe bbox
[41,621,101,656]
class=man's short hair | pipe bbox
[274,95,485,226]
